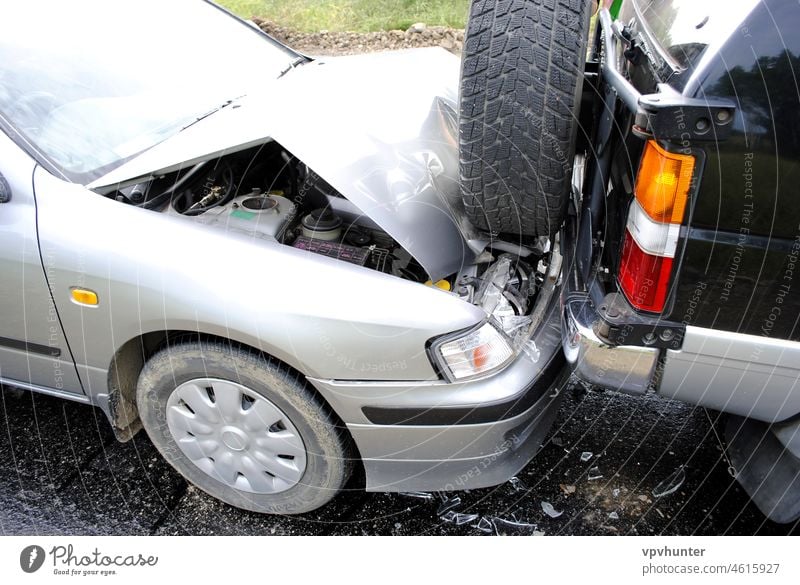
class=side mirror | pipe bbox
[0,173,10,203]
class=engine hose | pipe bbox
[179,164,236,216]
[140,161,208,210]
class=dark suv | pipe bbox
[459,0,800,523]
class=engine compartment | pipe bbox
[107,142,552,339]
[111,143,429,282]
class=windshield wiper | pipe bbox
[179,95,246,132]
[278,56,308,79]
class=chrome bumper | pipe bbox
[559,202,659,394]
[561,296,659,394]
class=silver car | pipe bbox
[0,0,567,513]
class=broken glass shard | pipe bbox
[474,517,493,534]
[588,466,603,480]
[541,501,563,518]
[491,517,539,536]
[441,511,479,525]
[580,451,593,462]
[436,495,462,516]
[399,492,434,501]
[652,466,686,498]
[509,476,527,492]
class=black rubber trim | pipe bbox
[0,336,61,357]
[361,350,565,426]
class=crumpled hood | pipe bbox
[90,47,482,280]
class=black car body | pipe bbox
[564,0,800,523]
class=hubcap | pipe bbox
[166,378,307,494]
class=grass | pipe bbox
[217,0,470,32]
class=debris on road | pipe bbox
[490,517,540,536]
[541,501,563,518]
[509,476,527,492]
[588,467,604,481]
[399,492,434,501]
[652,466,686,499]
[436,494,462,516]
[474,517,493,534]
[441,511,479,526]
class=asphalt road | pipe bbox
[1,383,797,536]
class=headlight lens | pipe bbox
[434,322,514,381]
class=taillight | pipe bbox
[618,141,695,313]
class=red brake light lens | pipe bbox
[618,229,674,313]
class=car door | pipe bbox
[0,130,83,394]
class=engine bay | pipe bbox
[111,143,430,282]
[108,142,553,339]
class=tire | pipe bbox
[459,0,592,238]
[136,340,352,514]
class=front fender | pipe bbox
[34,168,485,397]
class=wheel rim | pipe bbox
[166,378,307,494]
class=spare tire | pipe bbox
[459,0,592,238]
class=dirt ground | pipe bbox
[253,17,464,56]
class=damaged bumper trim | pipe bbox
[361,341,563,426]
[307,295,566,491]
[353,390,564,493]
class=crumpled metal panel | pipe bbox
[265,48,481,280]
[90,48,481,280]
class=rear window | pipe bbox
[625,0,761,71]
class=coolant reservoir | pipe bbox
[193,192,296,240]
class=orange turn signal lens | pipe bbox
[634,140,695,224]
[471,344,491,371]
[70,288,99,306]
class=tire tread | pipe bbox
[459,0,591,237]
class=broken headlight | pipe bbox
[431,322,514,381]
[431,253,545,381]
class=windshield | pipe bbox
[0,0,297,182]
[628,0,761,72]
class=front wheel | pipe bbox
[136,340,352,514]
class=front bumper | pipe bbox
[307,300,567,492]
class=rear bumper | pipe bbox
[562,296,659,394]
[560,204,659,394]
[307,294,567,492]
